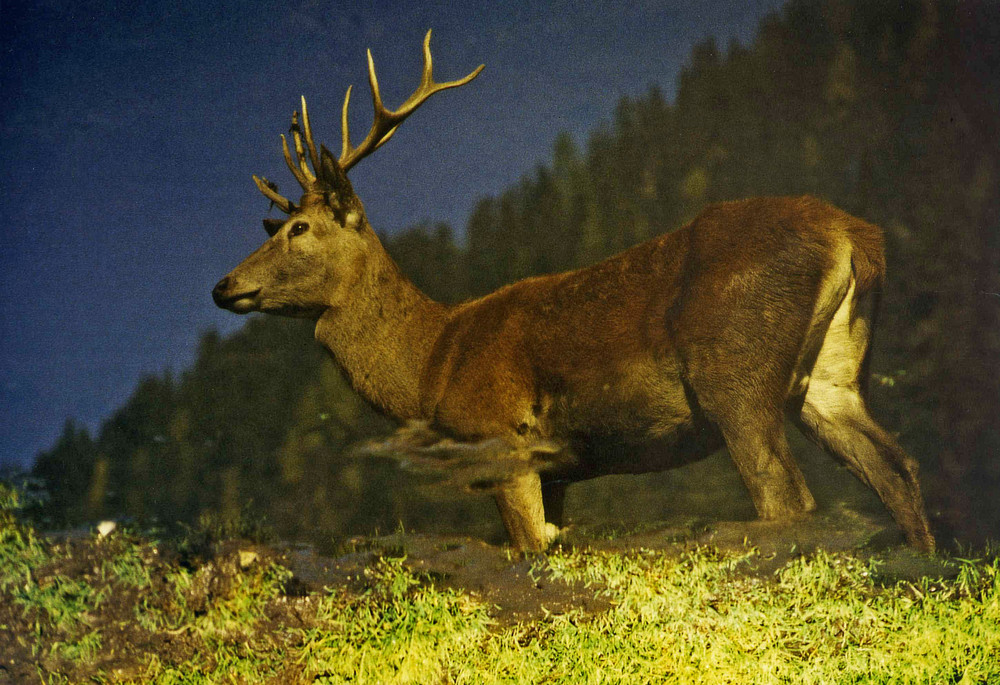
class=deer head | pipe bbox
[212,30,483,318]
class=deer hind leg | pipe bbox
[687,356,816,520]
[682,309,817,521]
[796,385,934,551]
[795,288,935,551]
[714,408,817,520]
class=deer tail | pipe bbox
[847,217,887,400]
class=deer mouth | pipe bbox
[221,291,261,313]
[212,279,261,313]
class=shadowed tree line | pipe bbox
[26,0,998,544]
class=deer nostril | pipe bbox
[212,276,231,303]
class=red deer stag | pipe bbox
[213,31,935,553]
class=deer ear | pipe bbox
[319,145,356,201]
[263,218,284,236]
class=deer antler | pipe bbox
[254,29,483,214]
[339,29,484,172]
[252,103,317,214]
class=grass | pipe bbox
[0,485,51,592]
[297,557,493,683]
[2,480,999,684]
[279,547,1000,684]
[535,548,999,684]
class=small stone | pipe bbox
[239,550,259,568]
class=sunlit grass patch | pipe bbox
[503,546,1000,685]
[218,545,995,685]
[157,560,293,641]
[297,556,493,683]
[138,641,289,685]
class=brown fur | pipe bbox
[215,191,934,553]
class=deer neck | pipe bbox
[314,249,446,420]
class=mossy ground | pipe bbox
[2,485,998,684]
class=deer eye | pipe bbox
[288,222,309,238]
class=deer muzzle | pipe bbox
[212,275,261,313]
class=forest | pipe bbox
[24,0,999,547]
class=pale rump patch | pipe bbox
[811,275,869,388]
[796,268,872,423]
[790,238,854,399]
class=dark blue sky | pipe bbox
[0,0,785,468]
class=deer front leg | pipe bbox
[494,470,557,551]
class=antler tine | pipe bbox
[253,175,295,214]
[254,110,317,213]
[290,112,316,184]
[340,85,353,162]
[401,29,485,110]
[281,134,309,189]
[338,29,485,171]
[282,114,313,189]
[299,97,322,177]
